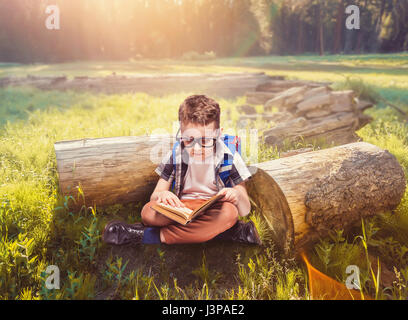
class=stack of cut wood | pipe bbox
[246,79,332,105]
[240,80,374,148]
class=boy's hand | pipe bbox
[216,188,239,206]
[156,191,186,208]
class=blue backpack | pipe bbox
[171,134,242,191]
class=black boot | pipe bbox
[102,220,145,245]
[214,220,262,245]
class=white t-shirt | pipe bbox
[180,156,219,200]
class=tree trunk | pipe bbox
[369,0,386,52]
[356,29,363,53]
[333,0,345,53]
[246,142,406,254]
[54,135,175,209]
[315,2,324,56]
[343,29,355,53]
[297,13,305,54]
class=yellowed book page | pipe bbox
[149,205,188,225]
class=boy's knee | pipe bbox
[219,202,239,224]
[141,200,174,227]
[141,201,158,226]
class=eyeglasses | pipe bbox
[176,128,219,148]
[181,136,217,148]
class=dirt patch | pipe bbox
[94,240,264,299]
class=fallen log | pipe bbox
[0,72,273,98]
[330,90,355,112]
[54,138,406,255]
[264,86,311,112]
[279,147,314,158]
[255,80,331,92]
[245,91,277,105]
[264,87,355,115]
[252,84,375,148]
[296,92,332,113]
[54,135,174,208]
[263,111,359,147]
[238,111,294,124]
[356,99,374,112]
[246,142,406,254]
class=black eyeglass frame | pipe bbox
[175,128,220,148]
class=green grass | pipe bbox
[0,53,408,299]
[0,89,295,300]
[0,87,88,126]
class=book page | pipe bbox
[156,202,193,218]
[190,194,224,218]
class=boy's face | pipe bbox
[180,122,222,163]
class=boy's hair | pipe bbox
[178,95,220,129]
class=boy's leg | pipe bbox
[140,200,176,227]
[160,200,239,244]
[142,198,209,243]
[141,199,207,227]
[103,199,244,246]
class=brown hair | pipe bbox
[178,95,220,129]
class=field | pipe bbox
[0,53,408,300]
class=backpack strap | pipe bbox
[219,134,241,187]
[170,140,179,192]
[171,135,242,191]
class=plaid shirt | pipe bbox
[154,138,253,198]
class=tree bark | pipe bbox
[245,91,277,105]
[372,0,386,51]
[263,111,360,146]
[256,85,374,148]
[333,0,345,54]
[318,2,324,56]
[314,1,324,56]
[296,13,305,54]
[246,142,406,254]
[54,135,175,209]
[255,79,331,93]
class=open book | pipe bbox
[150,194,224,225]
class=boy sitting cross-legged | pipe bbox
[102,94,261,246]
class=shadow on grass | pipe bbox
[45,195,270,300]
[95,240,264,299]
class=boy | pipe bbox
[102,95,261,246]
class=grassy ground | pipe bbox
[2,53,407,113]
[0,54,407,300]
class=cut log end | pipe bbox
[246,166,295,254]
[246,142,406,255]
